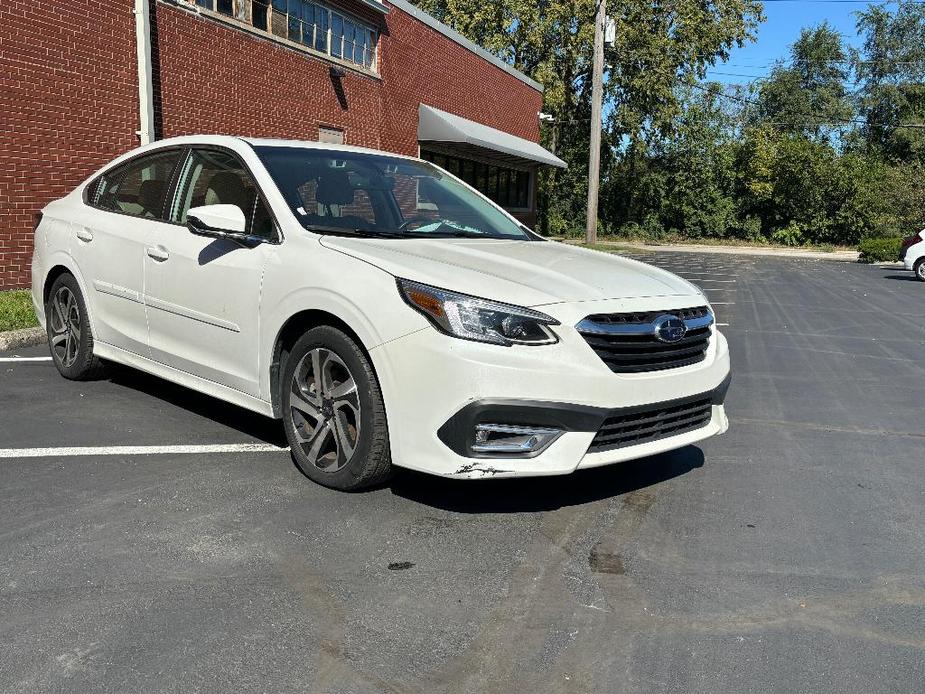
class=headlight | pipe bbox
[397,279,559,346]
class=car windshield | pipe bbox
[253,145,535,241]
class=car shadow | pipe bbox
[104,363,288,447]
[198,238,242,265]
[388,446,705,513]
[882,274,919,282]
[93,364,705,507]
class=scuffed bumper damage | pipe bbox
[443,374,731,479]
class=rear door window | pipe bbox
[90,150,183,220]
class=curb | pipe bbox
[559,239,860,262]
[0,326,47,352]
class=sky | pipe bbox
[704,0,874,86]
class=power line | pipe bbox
[691,82,925,127]
[706,70,771,78]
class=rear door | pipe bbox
[72,149,183,356]
[144,147,276,396]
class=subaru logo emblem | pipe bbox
[654,315,687,343]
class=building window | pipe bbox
[191,0,377,72]
[421,151,532,210]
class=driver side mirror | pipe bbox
[187,204,259,247]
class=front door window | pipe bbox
[171,149,275,239]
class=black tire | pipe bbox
[45,273,107,381]
[915,258,925,282]
[281,326,392,491]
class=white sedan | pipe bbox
[900,230,925,281]
[31,135,730,490]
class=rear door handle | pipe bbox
[75,227,93,242]
[146,246,169,262]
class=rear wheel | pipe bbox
[45,273,106,380]
[915,258,925,282]
[281,326,392,490]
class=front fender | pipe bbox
[258,271,428,405]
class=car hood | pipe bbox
[319,237,702,307]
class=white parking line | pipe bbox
[709,302,735,305]
[688,278,737,283]
[716,322,730,326]
[0,356,53,362]
[0,443,289,459]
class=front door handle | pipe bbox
[75,227,93,242]
[146,246,169,262]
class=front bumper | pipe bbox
[370,301,731,479]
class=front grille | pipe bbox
[577,306,712,373]
[588,396,714,453]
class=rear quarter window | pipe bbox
[87,150,183,221]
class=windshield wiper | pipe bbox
[303,224,402,238]
[402,222,490,238]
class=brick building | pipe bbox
[0,0,563,290]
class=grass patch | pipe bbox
[576,242,641,254]
[555,236,852,254]
[0,290,39,332]
[604,235,852,252]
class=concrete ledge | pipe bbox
[0,327,46,352]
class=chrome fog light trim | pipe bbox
[471,424,563,456]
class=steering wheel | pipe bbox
[398,216,440,231]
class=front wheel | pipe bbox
[281,326,392,491]
[915,258,925,282]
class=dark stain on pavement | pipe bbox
[589,548,625,575]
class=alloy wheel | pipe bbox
[289,348,361,472]
[49,286,81,368]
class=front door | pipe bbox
[144,148,276,397]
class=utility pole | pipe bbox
[585,0,606,244]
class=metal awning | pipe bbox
[418,105,567,169]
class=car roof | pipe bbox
[145,135,422,162]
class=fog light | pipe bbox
[471,424,562,456]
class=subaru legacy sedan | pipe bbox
[31,135,730,490]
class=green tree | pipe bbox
[854,1,925,162]
[756,23,853,142]
[412,0,763,234]
[656,84,739,239]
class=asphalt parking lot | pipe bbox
[2,252,924,694]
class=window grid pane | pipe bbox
[252,0,269,30]
[331,14,343,57]
[315,9,328,52]
[239,1,373,69]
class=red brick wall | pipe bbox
[153,1,542,154]
[0,0,138,290]
[378,4,542,155]
[153,2,385,147]
[0,0,543,289]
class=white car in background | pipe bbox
[31,135,730,490]
[900,230,925,281]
